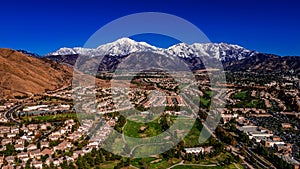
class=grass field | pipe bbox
[127,115,147,123]
[22,113,78,123]
[231,90,248,100]
[200,97,210,107]
[123,116,163,138]
[21,112,97,123]
[184,152,238,166]
[132,144,172,157]
[231,90,265,109]
[123,114,201,146]
[172,164,242,169]
[130,152,243,169]
[110,137,124,154]
[98,161,119,169]
[182,119,205,147]
[131,157,181,169]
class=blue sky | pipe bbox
[0,0,300,56]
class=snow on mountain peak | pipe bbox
[46,37,257,62]
[96,37,158,56]
[47,37,158,56]
[167,42,257,61]
[46,47,94,56]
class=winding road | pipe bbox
[5,104,22,125]
[167,160,217,169]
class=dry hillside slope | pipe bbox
[0,48,72,98]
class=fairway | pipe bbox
[123,116,163,138]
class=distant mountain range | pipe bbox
[46,37,258,63]
[17,49,41,58]
[1,38,299,98]
[45,38,300,74]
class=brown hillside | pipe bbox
[0,48,72,98]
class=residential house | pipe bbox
[275,144,292,154]
[27,144,37,151]
[7,133,16,138]
[27,124,39,131]
[32,160,43,169]
[42,148,54,156]
[49,135,60,141]
[40,123,51,131]
[15,139,25,145]
[0,126,10,134]
[17,152,29,163]
[54,141,72,152]
[73,150,84,159]
[17,152,28,159]
[45,157,54,166]
[40,142,49,149]
[261,138,285,148]
[1,138,12,146]
[2,165,14,169]
[29,149,42,159]
[5,156,15,164]
[15,144,25,151]
[10,126,19,134]
[282,123,292,129]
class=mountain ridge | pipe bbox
[46,37,257,63]
[0,48,72,98]
[44,38,300,75]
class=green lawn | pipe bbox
[130,152,243,169]
[204,90,213,98]
[234,99,265,109]
[22,113,79,123]
[184,152,242,167]
[111,137,124,155]
[183,119,205,147]
[124,115,201,147]
[127,115,147,123]
[230,90,266,109]
[200,97,210,107]
[131,157,180,169]
[98,161,119,169]
[123,117,163,138]
[231,91,248,100]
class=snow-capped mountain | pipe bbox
[47,38,158,57]
[166,43,257,62]
[47,47,94,56]
[96,38,158,56]
[46,37,257,63]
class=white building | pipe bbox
[184,147,204,154]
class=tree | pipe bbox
[41,155,49,162]
[24,140,29,147]
[37,141,41,149]
[4,143,15,156]
[240,146,246,157]
[95,153,103,165]
[160,114,171,131]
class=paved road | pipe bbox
[245,147,276,169]
[5,104,22,125]
[167,160,217,169]
[129,141,173,157]
[227,145,255,169]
